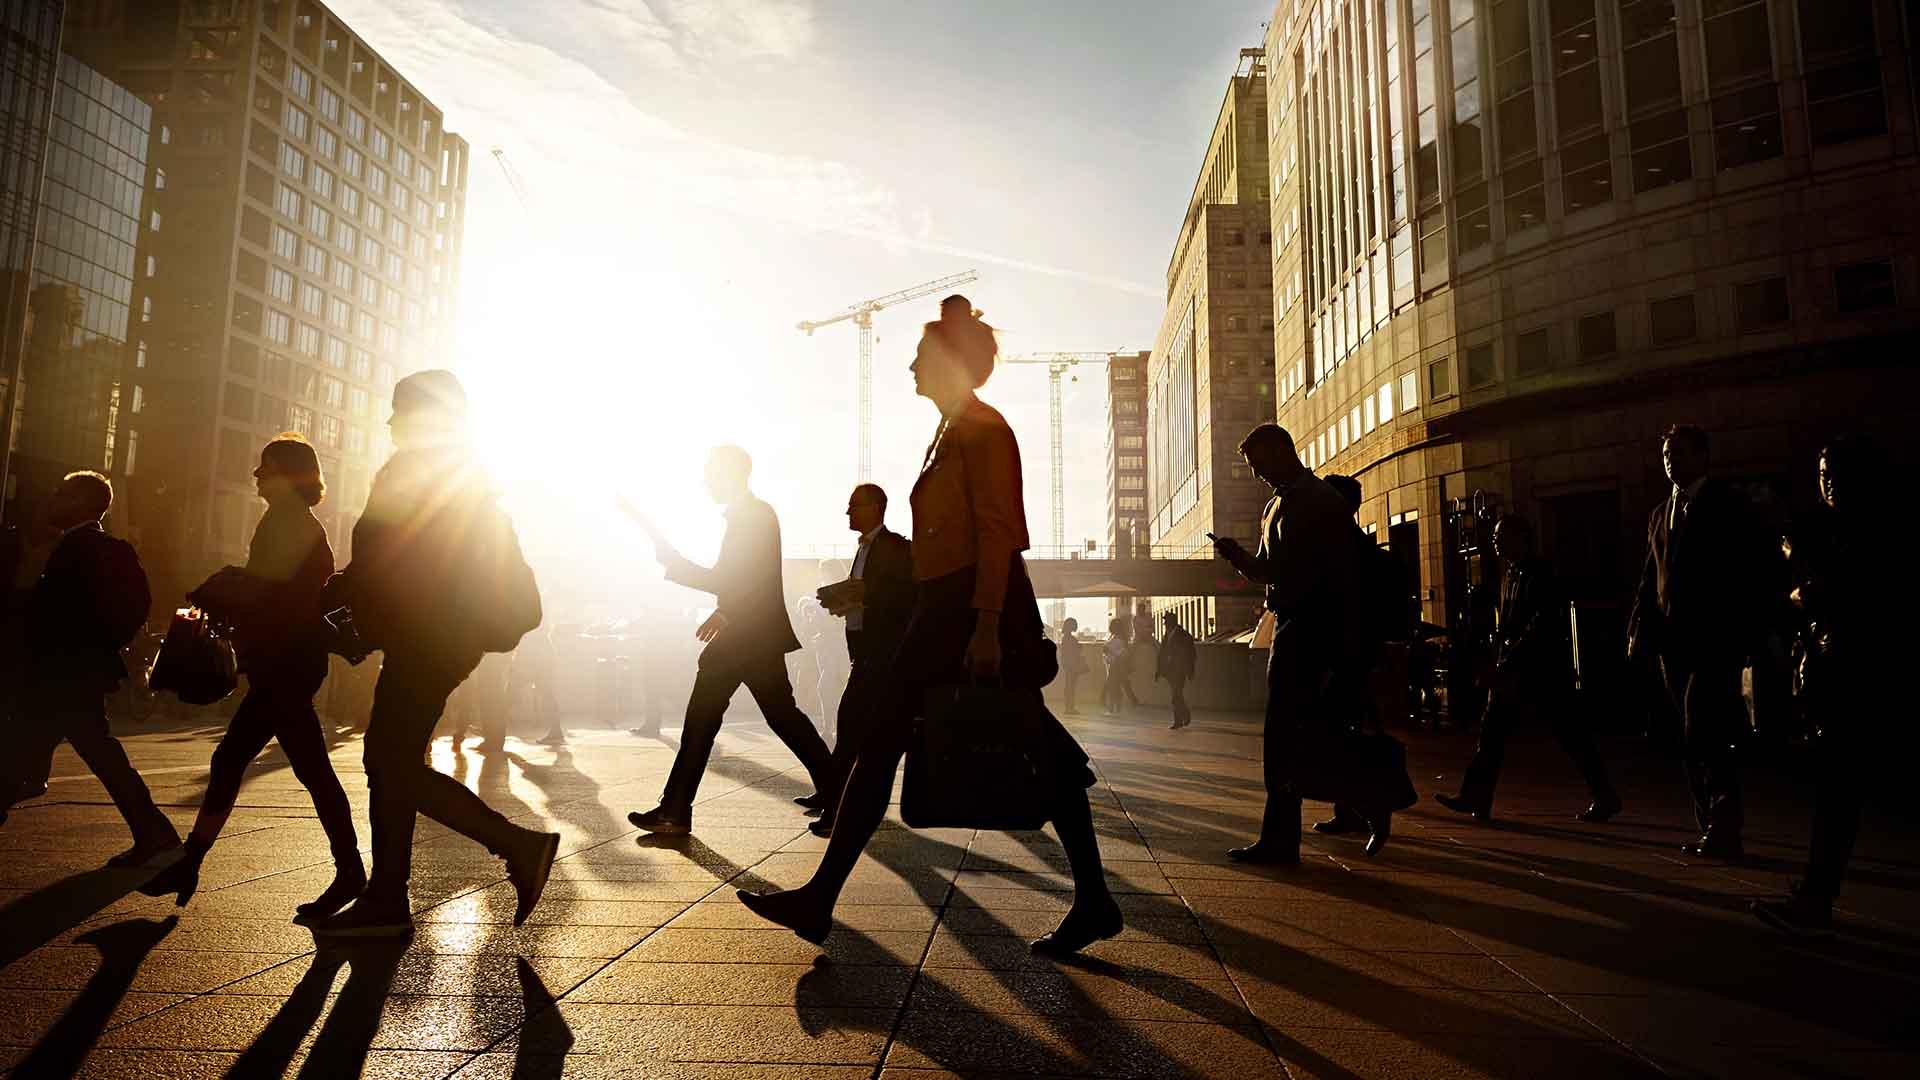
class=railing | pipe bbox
[785,542,1220,562]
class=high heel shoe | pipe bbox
[138,849,203,907]
[1363,812,1392,858]
[1031,896,1124,957]
[736,888,832,945]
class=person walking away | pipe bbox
[1435,514,1621,824]
[1754,437,1889,936]
[1155,611,1197,729]
[737,299,1120,954]
[1213,425,1390,861]
[1102,617,1130,715]
[0,472,178,862]
[1629,424,1771,861]
[310,371,558,937]
[624,446,835,835]
[1058,617,1087,714]
[139,435,365,919]
[808,483,914,833]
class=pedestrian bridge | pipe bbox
[784,546,1261,600]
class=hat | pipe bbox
[390,369,467,419]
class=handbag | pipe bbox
[901,682,1053,831]
[146,607,239,705]
[1291,724,1419,813]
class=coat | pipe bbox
[194,501,334,689]
[29,522,150,692]
[665,494,802,669]
[909,397,1030,612]
[849,526,914,666]
[1630,477,1774,667]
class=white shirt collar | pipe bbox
[1672,476,1707,502]
[857,526,882,546]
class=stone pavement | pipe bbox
[1,704,1917,1079]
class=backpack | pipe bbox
[458,499,543,654]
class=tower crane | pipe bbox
[490,147,532,209]
[1002,352,1116,626]
[798,270,978,480]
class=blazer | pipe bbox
[29,522,150,690]
[1494,557,1568,683]
[1244,470,1364,666]
[849,526,914,665]
[910,396,1030,612]
[666,494,802,666]
[1630,476,1772,663]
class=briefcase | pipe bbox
[1292,726,1419,813]
[901,682,1053,831]
[147,607,239,706]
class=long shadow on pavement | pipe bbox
[8,915,177,1080]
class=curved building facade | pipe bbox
[1261,0,1920,638]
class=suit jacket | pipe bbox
[666,494,802,667]
[1245,470,1364,670]
[849,527,913,666]
[1630,477,1771,665]
[1156,626,1197,681]
[910,397,1030,612]
[1495,557,1569,687]
[29,522,150,690]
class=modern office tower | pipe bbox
[63,0,470,609]
[5,50,151,513]
[1146,49,1275,638]
[1105,349,1149,554]
[1263,0,1920,642]
[0,0,64,515]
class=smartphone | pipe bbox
[1205,532,1222,543]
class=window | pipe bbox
[271,225,299,260]
[322,377,345,408]
[355,311,376,340]
[396,146,413,179]
[1736,276,1791,329]
[1377,383,1393,424]
[309,164,334,201]
[277,142,305,181]
[302,242,326,275]
[1577,311,1618,361]
[1119,434,1144,450]
[1515,326,1552,374]
[282,102,309,141]
[353,349,374,380]
[339,185,360,217]
[1561,132,1612,213]
[256,395,285,428]
[349,387,370,416]
[1465,343,1498,388]
[1119,475,1145,491]
[314,127,336,160]
[365,201,385,231]
[346,426,367,455]
[1118,496,1146,512]
[329,257,353,290]
[293,365,318,400]
[1551,0,1605,141]
[1504,159,1546,232]
[1712,84,1783,169]
[334,221,358,254]
[288,64,312,100]
[341,145,363,179]
[370,128,391,160]
[1834,260,1895,313]
[1427,356,1454,399]
[288,405,314,436]
[324,336,348,369]
[1650,294,1697,344]
[368,166,388,199]
[228,342,258,378]
[1629,109,1691,193]
[317,85,340,122]
[307,204,331,237]
[267,266,293,303]
[1399,371,1418,413]
[327,296,350,328]
[1798,0,1885,146]
[295,323,322,357]
[1704,0,1779,168]
[275,183,302,220]
[346,108,367,142]
[264,309,292,344]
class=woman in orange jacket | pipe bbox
[739,298,1120,955]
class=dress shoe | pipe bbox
[1681,834,1744,861]
[107,829,182,868]
[1433,793,1492,822]
[1031,896,1124,957]
[294,859,367,925]
[628,806,691,835]
[540,729,568,747]
[736,888,831,944]
[507,829,562,925]
[793,793,826,811]
[1577,794,1623,823]
[1363,814,1392,858]
[807,817,833,838]
[1226,843,1299,866]
[311,894,414,938]
[1312,814,1366,836]
[1752,883,1833,938]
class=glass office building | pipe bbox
[0,0,61,515]
[1263,0,1920,630]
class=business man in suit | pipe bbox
[807,483,914,833]
[0,472,178,864]
[1629,425,1767,860]
[629,446,834,834]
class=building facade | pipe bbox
[1105,349,1149,554]
[1262,0,1920,645]
[0,0,63,512]
[64,0,469,609]
[1147,49,1276,638]
[6,49,150,511]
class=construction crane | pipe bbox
[491,147,532,209]
[1002,352,1115,625]
[798,270,978,480]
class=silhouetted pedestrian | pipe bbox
[737,299,1120,955]
[1435,514,1620,824]
[1058,616,1087,714]
[1155,611,1196,729]
[1102,617,1131,715]
[310,371,558,937]
[1214,425,1392,860]
[808,483,913,833]
[0,472,178,864]
[139,435,363,918]
[1754,436,1887,936]
[1,505,62,803]
[625,446,834,835]
[1629,425,1770,861]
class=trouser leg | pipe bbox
[825,661,878,810]
[58,691,173,840]
[273,694,361,861]
[192,689,282,845]
[1459,689,1517,808]
[1049,771,1111,901]
[1547,693,1615,800]
[3,702,66,804]
[1170,678,1190,726]
[805,675,913,907]
[659,666,743,810]
[363,657,481,899]
[744,654,833,794]
[1680,662,1745,838]
[1259,649,1311,851]
[1802,732,1861,904]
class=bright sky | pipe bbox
[325,0,1269,617]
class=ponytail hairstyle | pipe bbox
[261,432,326,507]
[924,294,998,388]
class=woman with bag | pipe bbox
[739,297,1121,955]
[141,435,364,919]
